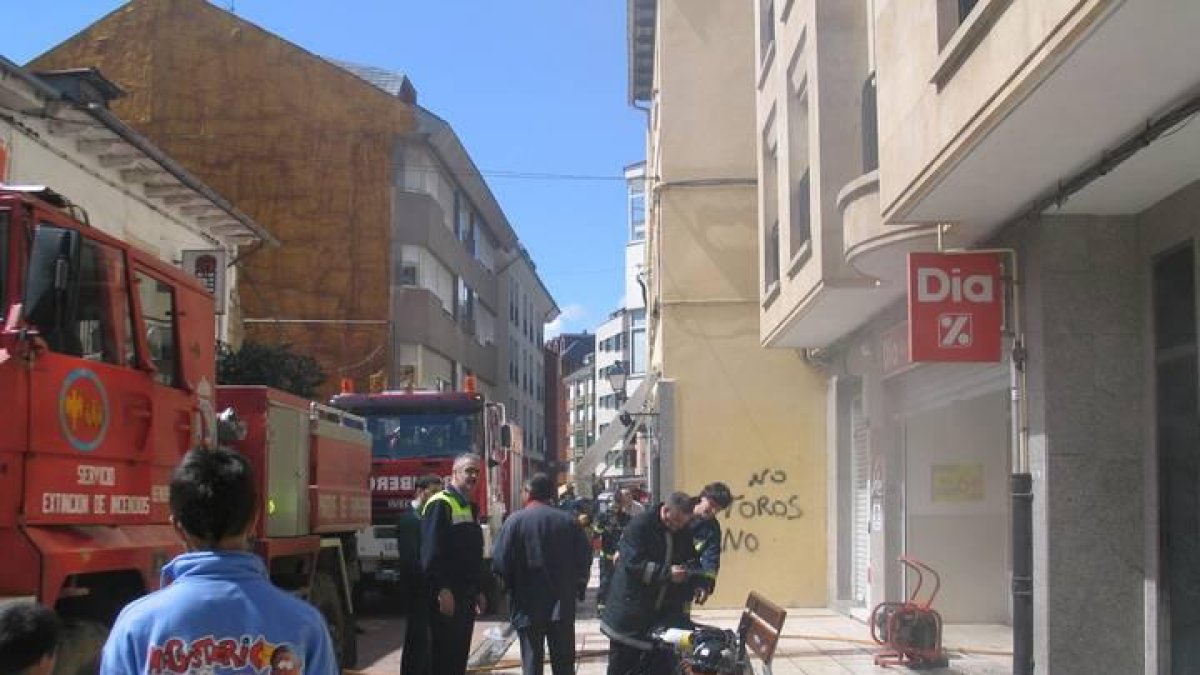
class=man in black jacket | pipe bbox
[594,488,636,612]
[600,492,696,675]
[492,473,593,675]
[421,453,486,675]
[688,481,733,608]
[398,474,443,675]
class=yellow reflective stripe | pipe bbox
[422,491,473,521]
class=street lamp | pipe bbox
[607,360,628,402]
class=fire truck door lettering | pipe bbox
[372,475,417,492]
[93,494,107,515]
[152,485,170,503]
[42,492,90,514]
[76,464,117,486]
[110,495,151,515]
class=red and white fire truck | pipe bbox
[329,383,523,607]
[0,186,370,673]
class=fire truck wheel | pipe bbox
[53,619,107,675]
[312,571,357,669]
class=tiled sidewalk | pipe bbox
[352,560,1013,675]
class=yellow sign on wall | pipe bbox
[931,463,985,502]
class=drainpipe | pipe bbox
[941,244,1032,675]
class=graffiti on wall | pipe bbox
[718,467,804,555]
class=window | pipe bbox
[959,0,979,22]
[786,53,811,263]
[765,221,780,290]
[762,111,780,295]
[0,212,8,307]
[46,235,136,367]
[457,278,475,335]
[631,327,647,375]
[512,283,521,325]
[759,0,776,57]
[791,170,811,260]
[135,270,180,386]
[465,210,479,257]
[477,304,496,347]
[510,337,518,384]
[861,72,879,173]
[933,0,1010,84]
[362,411,482,460]
[397,245,420,287]
[630,186,646,242]
[454,191,469,242]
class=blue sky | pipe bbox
[6,1,645,337]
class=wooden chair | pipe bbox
[737,592,787,675]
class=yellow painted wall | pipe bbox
[646,0,828,607]
[31,0,413,397]
[653,184,827,607]
[662,301,827,607]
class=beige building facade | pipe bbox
[616,0,828,608]
[755,0,1200,673]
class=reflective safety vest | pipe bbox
[422,489,475,524]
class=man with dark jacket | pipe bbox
[492,473,592,675]
[594,488,636,612]
[600,492,696,675]
[397,474,442,675]
[688,482,733,607]
[421,454,486,675]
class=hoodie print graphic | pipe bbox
[146,634,303,674]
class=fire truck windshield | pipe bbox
[363,411,483,459]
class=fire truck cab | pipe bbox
[0,186,369,672]
[330,384,522,610]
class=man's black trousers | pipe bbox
[430,589,476,675]
[517,620,575,675]
[597,556,615,606]
[401,585,433,675]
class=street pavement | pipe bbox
[350,562,1013,675]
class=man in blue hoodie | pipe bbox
[100,447,338,675]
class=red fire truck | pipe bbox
[0,186,370,673]
[329,384,523,608]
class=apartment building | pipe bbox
[755,1,1200,672]
[32,0,558,426]
[603,0,828,608]
[545,332,594,484]
[565,352,597,483]
[501,249,559,470]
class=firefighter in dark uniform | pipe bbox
[398,474,442,675]
[420,453,486,675]
[600,492,697,675]
[688,482,733,609]
[594,488,636,612]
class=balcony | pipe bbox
[841,171,937,289]
[392,287,497,382]
[879,0,1200,241]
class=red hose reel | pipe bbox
[869,556,950,669]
